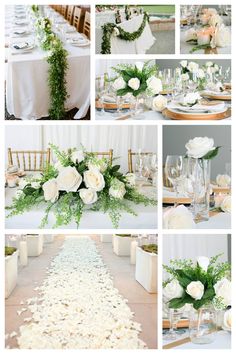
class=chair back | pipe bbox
[8,148,51,172]
[55,5,62,13]
[93,149,113,164]
[73,7,82,31]
[128,149,154,173]
[83,11,90,39]
[61,5,67,18]
[67,5,75,24]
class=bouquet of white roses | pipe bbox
[163,254,231,311]
[6,144,156,228]
[112,61,162,97]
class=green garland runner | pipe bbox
[101,12,149,54]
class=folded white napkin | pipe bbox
[168,101,225,112]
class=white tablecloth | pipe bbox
[163,330,231,349]
[96,14,155,54]
[5,186,157,229]
[5,6,90,119]
[180,28,231,54]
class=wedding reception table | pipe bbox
[163,330,231,349]
[5,185,157,229]
[5,6,90,119]
[96,13,155,54]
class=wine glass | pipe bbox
[165,155,184,205]
[95,75,108,115]
[163,308,183,340]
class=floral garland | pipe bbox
[101,12,149,54]
[33,8,68,119]
[6,145,156,228]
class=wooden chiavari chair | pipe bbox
[93,149,113,164]
[83,11,90,39]
[54,5,62,13]
[72,7,82,32]
[8,148,51,172]
[67,5,75,25]
[61,5,68,18]
[128,149,154,173]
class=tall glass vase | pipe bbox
[191,158,211,222]
[189,307,216,344]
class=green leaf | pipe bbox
[202,146,221,160]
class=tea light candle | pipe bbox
[130,240,138,265]
[19,240,28,266]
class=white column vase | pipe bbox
[113,235,132,256]
[5,250,19,298]
[135,247,157,293]
[19,240,28,266]
[26,235,43,257]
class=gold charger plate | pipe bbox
[162,108,230,120]
[95,100,131,110]
[163,196,191,204]
[212,186,231,194]
[163,319,189,329]
[201,93,231,101]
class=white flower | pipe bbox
[57,166,82,192]
[187,62,199,73]
[214,278,231,307]
[152,95,167,112]
[220,195,231,213]
[223,309,231,331]
[54,161,63,171]
[181,73,189,81]
[216,174,231,187]
[88,160,107,173]
[71,150,84,164]
[215,24,231,47]
[163,279,184,301]
[185,137,215,159]
[146,76,162,95]
[109,178,126,199]
[163,205,195,229]
[42,178,59,203]
[186,281,204,300]
[15,190,24,199]
[128,78,140,91]
[197,256,210,272]
[197,69,205,79]
[18,179,28,189]
[125,173,136,187]
[112,27,120,37]
[206,61,213,67]
[180,60,188,68]
[79,188,97,205]
[112,77,126,91]
[31,181,41,189]
[182,92,201,106]
[209,14,223,27]
[135,61,144,71]
[203,8,217,15]
[185,28,197,42]
[84,169,105,192]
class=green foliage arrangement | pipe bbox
[141,244,158,254]
[115,234,131,237]
[101,12,149,54]
[5,246,17,256]
[6,145,156,228]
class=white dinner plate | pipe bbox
[167,106,228,116]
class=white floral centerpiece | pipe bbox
[180,60,206,90]
[6,145,156,228]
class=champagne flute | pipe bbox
[165,155,184,205]
[163,308,183,340]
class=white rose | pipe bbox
[185,137,215,158]
[180,60,188,68]
[181,73,189,81]
[197,256,210,272]
[206,61,213,67]
[128,77,140,91]
[197,69,205,79]
[112,77,126,91]
[204,8,217,15]
[18,179,28,189]
[42,178,59,203]
[135,61,144,71]
[215,25,231,47]
[109,178,126,199]
[152,95,167,112]
[213,64,219,72]
[222,309,231,331]
[185,28,197,42]
[112,27,120,37]
[216,174,231,187]
[57,166,82,192]
[208,14,223,27]
[183,92,201,106]
[125,173,136,187]
[79,188,97,205]
[220,195,231,213]
[84,169,105,192]
[88,160,107,173]
[71,150,84,164]
[31,181,41,189]
[146,76,162,95]
[186,281,204,300]
[214,278,231,307]
[163,205,195,229]
[163,279,184,301]
[187,62,199,73]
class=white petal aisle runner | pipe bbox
[16,236,146,349]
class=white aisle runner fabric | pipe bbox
[17,237,146,349]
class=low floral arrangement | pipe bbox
[141,244,158,254]
[32,6,68,119]
[112,61,162,97]
[6,145,156,228]
[180,60,206,90]
[163,254,231,311]
[185,8,231,53]
[101,12,149,54]
[5,246,17,257]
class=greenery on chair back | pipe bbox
[5,246,17,256]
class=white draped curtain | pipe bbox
[5,125,157,173]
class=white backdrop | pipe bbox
[163,234,230,279]
[5,125,157,173]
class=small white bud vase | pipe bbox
[189,307,216,344]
